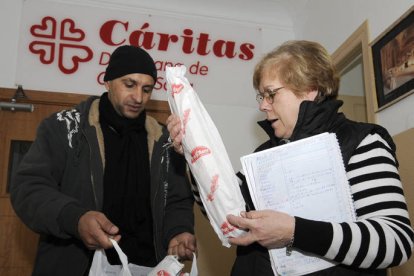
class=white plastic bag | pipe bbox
[88,239,152,276]
[166,65,247,247]
[148,253,198,276]
[89,239,197,276]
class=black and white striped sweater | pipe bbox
[191,98,413,272]
[294,133,413,269]
[191,133,413,270]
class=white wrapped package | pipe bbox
[166,65,246,247]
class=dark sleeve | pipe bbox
[10,116,88,239]
[163,148,195,246]
[293,216,333,255]
[236,171,255,211]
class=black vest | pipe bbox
[234,100,394,276]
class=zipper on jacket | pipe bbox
[152,141,170,261]
[90,172,98,209]
[161,143,170,209]
[82,128,99,209]
[152,154,159,260]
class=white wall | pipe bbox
[0,0,293,172]
[3,0,411,168]
[0,0,23,89]
[210,23,294,170]
[291,0,414,136]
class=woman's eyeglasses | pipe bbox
[255,87,284,104]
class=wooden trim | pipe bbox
[0,87,88,106]
[331,20,377,123]
[0,87,170,114]
[146,97,171,113]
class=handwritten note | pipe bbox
[240,133,356,276]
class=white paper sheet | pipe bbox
[240,133,356,276]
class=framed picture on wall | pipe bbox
[371,6,414,110]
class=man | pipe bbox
[11,45,196,276]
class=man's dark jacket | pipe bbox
[11,96,194,276]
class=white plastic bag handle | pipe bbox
[190,252,198,276]
[89,238,197,276]
[88,239,132,276]
[110,239,133,276]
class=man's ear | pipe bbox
[104,81,110,91]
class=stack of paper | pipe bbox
[240,132,356,276]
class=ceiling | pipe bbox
[64,0,310,27]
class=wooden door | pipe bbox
[0,88,88,276]
[389,128,414,276]
[0,88,170,276]
[337,94,367,123]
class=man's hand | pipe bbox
[168,232,196,261]
[78,211,121,250]
[166,114,184,155]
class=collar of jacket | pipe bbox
[257,99,345,144]
[290,99,344,141]
[87,97,163,168]
[257,119,280,147]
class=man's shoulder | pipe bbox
[146,114,166,140]
[51,96,97,124]
[42,97,97,148]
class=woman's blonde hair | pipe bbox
[253,40,340,102]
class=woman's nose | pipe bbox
[259,99,269,112]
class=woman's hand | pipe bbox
[226,210,295,249]
[166,114,184,155]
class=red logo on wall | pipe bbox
[29,16,93,74]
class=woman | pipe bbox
[167,40,413,275]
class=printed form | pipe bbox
[240,133,356,276]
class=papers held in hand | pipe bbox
[240,132,356,276]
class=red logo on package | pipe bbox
[221,221,235,235]
[29,16,93,74]
[207,174,219,201]
[191,146,211,163]
[156,271,171,276]
[182,108,191,134]
[171,83,184,98]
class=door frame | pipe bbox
[0,88,170,122]
[331,20,378,123]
